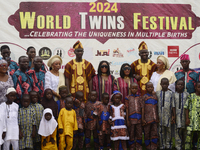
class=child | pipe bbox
[0,102,6,150]
[38,108,58,150]
[173,79,189,150]
[27,56,46,97]
[30,90,44,150]
[96,93,111,150]
[72,91,85,150]
[125,83,143,150]
[41,88,58,119]
[12,56,33,101]
[58,96,78,150]
[142,82,159,150]
[84,90,101,150]
[156,78,174,150]
[18,94,36,150]
[184,81,200,150]
[3,88,19,150]
[109,91,129,150]
[56,86,68,114]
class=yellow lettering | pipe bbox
[37,15,45,29]
[63,15,71,29]
[170,17,178,30]
[55,15,62,29]
[179,17,187,30]
[133,13,141,29]
[188,17,194,30]
[46,15,54,29]
[158,16,164,30]
[150,16,157,30]
[19,12,35,29]
[165,17,169,30]
[142,16,149,29]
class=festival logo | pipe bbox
[8,0,200,43]
[168,46,179,57]
[68,47,75,57]
[53,47,65,58]
[113,48,123,58]
[154,51,165,55]
[95,49,110,56]
[39,47,52,60]
[126,48,137,57]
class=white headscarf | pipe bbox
[157,55,170,69]
[38,108,57,137]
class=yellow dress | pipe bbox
[58,108,78,150]
[41,128,57,150]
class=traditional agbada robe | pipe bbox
[131,41,156,95]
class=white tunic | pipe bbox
[2,102,19,141]
[0,103,6,145]
[44,71,59,92]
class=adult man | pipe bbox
[1,45,19,76]
[131,41,157,95]
[64,41,95,101]
[175,54,199,94]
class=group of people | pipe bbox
[0,40,199,150]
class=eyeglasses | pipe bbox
[0,64,8,67]
[101,65,108,69]
[123,67,131,70]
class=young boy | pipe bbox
[18,94,36,150]
[3,88,19,150]
[156,78,174,150]
[72,91,85,150]
[56,86,69,114]
[95,93,111,150]
[173,79,189,150]
[58,96,78,150]
[12,56,33,101]
[125,83,143,150]
[142,82,159,150]
[27,56,46,97]
[84,91,101,150]
[30,90,44,150]
[184,81,200,150]
[26,46,46,71]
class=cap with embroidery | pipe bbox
[138,41,148,51]
[73,41,83,50]
[180,54,190,61]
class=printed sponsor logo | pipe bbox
[114,70,120,75]
[171,64,182,72]
[95,49,110,56]
[39,47,52,60]
[113,48,123,57]
[148,51,152,59]
[53,47,65,58]
[111,61,132,66]
[154,51,164,55]
[126,48,137,57]
[168,46,179,57]
[68,48,75,57]
[110,70,114,75]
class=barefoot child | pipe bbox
[38,108,58,150]
[125,83,143,150]
[142,82,159,150]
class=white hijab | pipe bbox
[38,108,57,137]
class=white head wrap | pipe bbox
[157,55,170,69]
[47,55,62,67]
[38,108,57,136]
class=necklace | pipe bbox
[124,76,130,79]
[6,105,10,118]
[101,73,107,76]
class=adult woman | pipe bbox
[150,55,176,92]
[93,60,115,101]
[0,59,14,103]
[114,63,140,103]
[45,55,65,100]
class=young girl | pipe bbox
[38,108,58,150]
[184,81,200,150]
[3,88,19,150]
[58,96,78,150]
[18,94,36,150]
[41,88,58,119]
[109,91,129,150]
